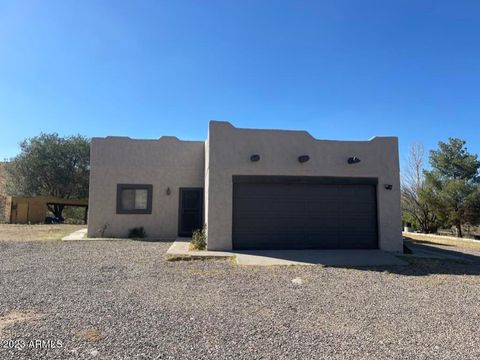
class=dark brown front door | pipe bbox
[178,188,203,237]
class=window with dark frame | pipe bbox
[116,184,153,214]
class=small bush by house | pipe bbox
[128,227,146,239]
[190,225,206,250]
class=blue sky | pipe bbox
[0,0,479,168]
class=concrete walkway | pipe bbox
[234,249,407,266]
[166,238,234,258]
[62,228,124,241]
[62,228,88,241]
[166,239,407,266]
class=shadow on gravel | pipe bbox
[245,238,480,277]
[342,240,480,277]
[406,239,456,247]
[347,258,480,277]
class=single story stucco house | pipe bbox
[88,121,402,252]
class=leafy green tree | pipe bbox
[6,133,90,218]
[422,138,480,237]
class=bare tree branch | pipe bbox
[401,142,438,233]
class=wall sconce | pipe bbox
[250,154,260,162]
[166,187,171,195]
[384,184,393,190]
[298,155,310,163]
[348,156,361,164]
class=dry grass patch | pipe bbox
[0,310,42,338]
[0,224,85,241]
[76,328,105,342]
[404,233,480,251]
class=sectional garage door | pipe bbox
[232,176,378,250]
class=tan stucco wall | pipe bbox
[89,121,402,251]
[205,121,402,252]
[87,136,204,238]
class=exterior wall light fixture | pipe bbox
[384,184,393,190]
[166,187,171,195]
[250,154,261,162]
[348,156,361,164]
[298,155,310,163]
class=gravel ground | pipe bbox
[1,240,480,359]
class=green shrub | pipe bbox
[128,227,146,239]
[63,206,87,224]
[190,225,207,250]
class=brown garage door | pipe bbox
[232,176,378,250]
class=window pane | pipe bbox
[134,189,148,210]
[117,185,152,214]
[121,189,136,210]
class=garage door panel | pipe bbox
[305,208,341,220]
[234,208,303,221]
[234,220,305,231]
[235,200,305,214]
[234,220,306,233]
[234,233,306,250]
[233,176,378,250]
[303,235,344,249]
[235,183,308,199]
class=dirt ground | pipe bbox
[0,224,85,241]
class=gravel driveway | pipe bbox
[1,240,480,359]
